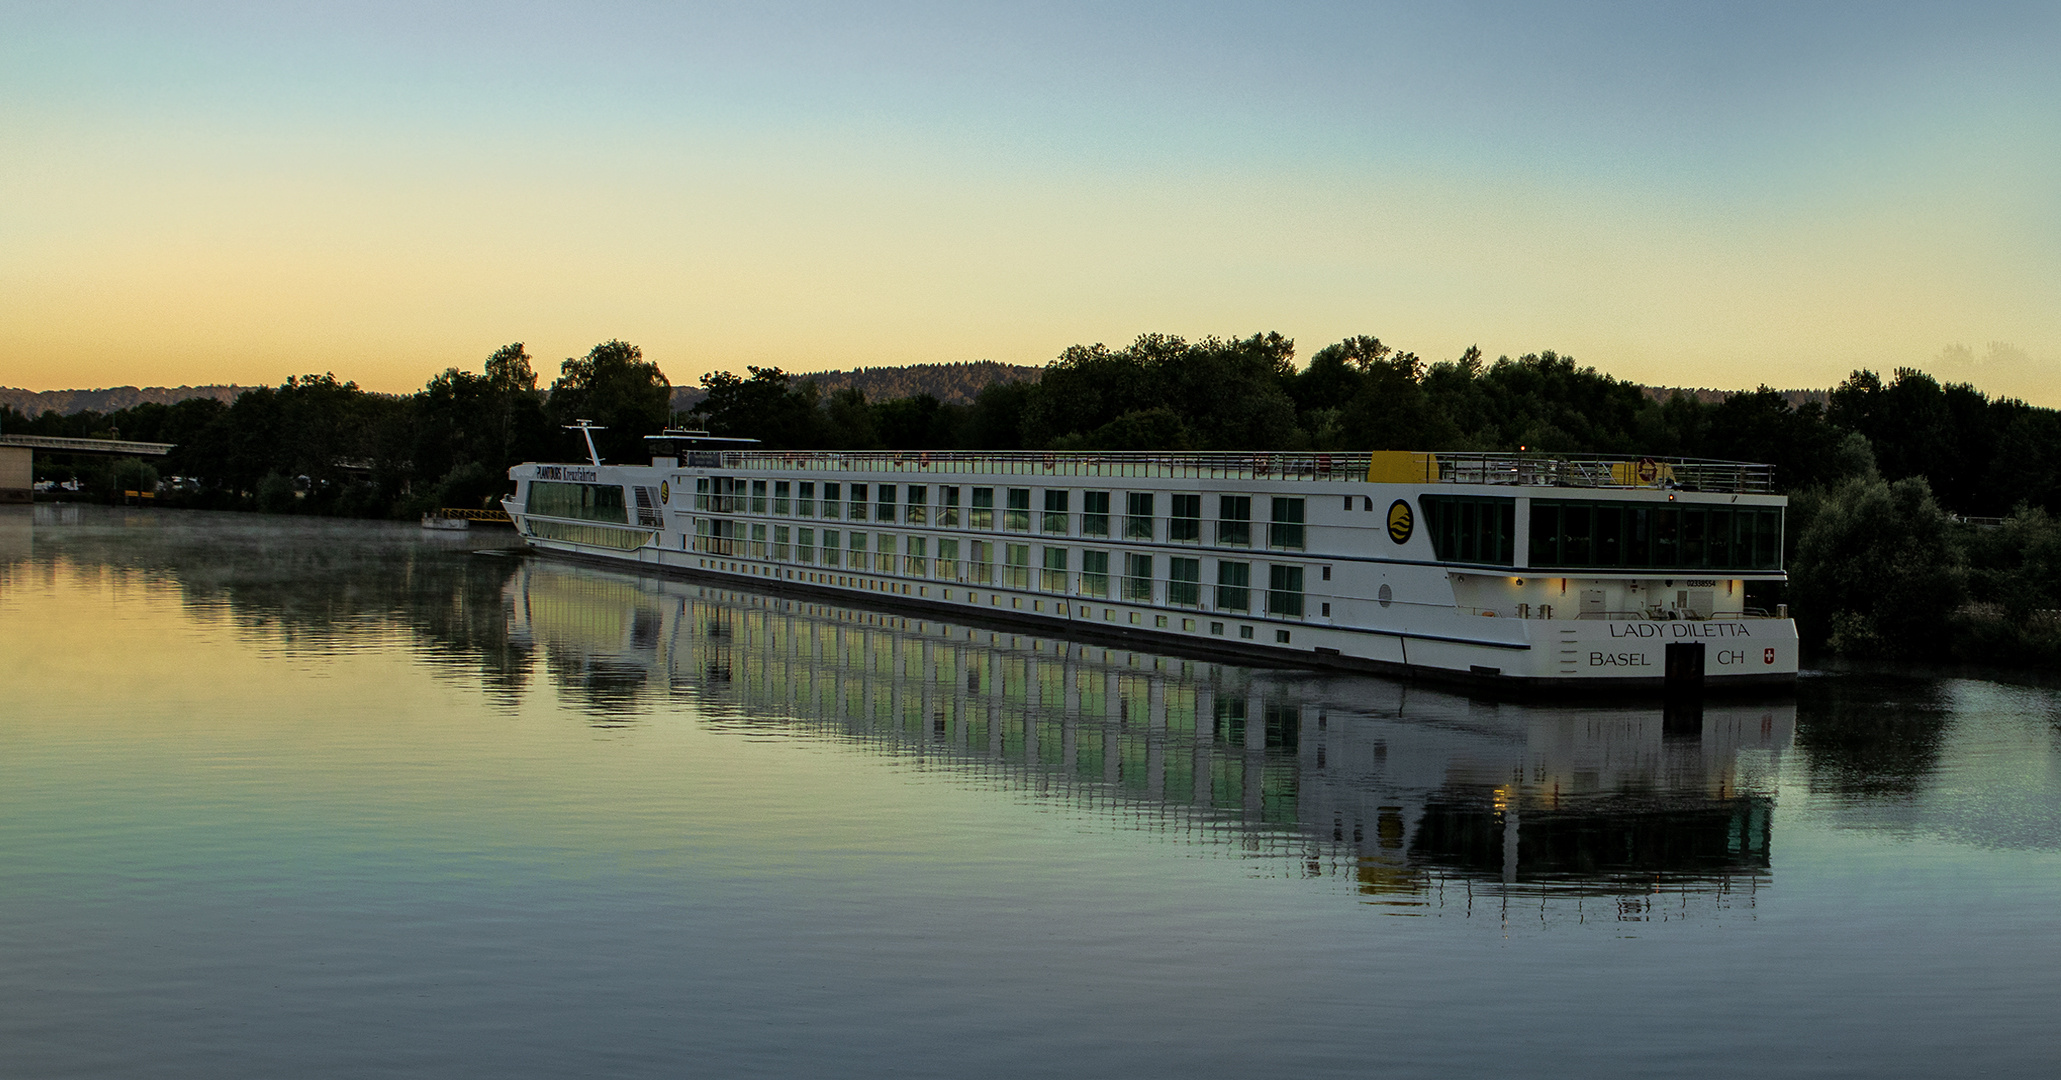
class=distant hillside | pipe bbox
[0,384,246,417]
[671,361,1040,414]
[1638,385,1829,408]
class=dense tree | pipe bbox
[1790,473,1967,658]
[546,340,671,463]
[689,366,824,449]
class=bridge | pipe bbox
[0,434,175,504]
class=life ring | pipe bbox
[1636,457,1659,484]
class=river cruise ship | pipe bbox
[503,430,1798,691]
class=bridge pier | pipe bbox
[0,446,30,504]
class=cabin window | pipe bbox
[527,481,628,524]
[1216,561,1251,611]
[773,525,789,560]
[967,540,993,584]
[1216,496,1251,548]
[774,481,790,515]
[849,483,869,521]
[906,535,927,577]
[1042,490,1069,534]
[1005,543,1032,588]
[1004,489,1030,531]
[1169,494,1201,543]
[1123,553,1153,603]
[820,483,840,519]
[875,534,895,573]
[822,529,841,566]
[935,537,959,579]
[904,486,927,524]
[876,484,896,523]
[1082,491,1110,537]
[1125,492,1154,540]
[1168,557,1201,607]
[1421,495,1516,566]
[848,532,868,568]
[694,477,710,511]
[750,523,767,559]
[1270,497,1305,550]
[1268,565,1304,617]
[1080,550,1109,598]
[797,527,815,563]
[1528,499,1782,571]
[939,486,961,527]
[750,480,767,514]
[797,482,815,517]
[1041,546,1069,592]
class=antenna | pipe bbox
[563,419,607,466]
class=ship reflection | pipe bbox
[510,560,1792,919]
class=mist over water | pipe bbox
[4,506,2059,1078]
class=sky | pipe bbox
[3,1,2058,401]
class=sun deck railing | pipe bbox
[686,449,1775,493]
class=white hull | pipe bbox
[504,449,1799,692]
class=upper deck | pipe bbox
[649,447,1775,495]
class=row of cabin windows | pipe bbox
[690,521,1306,616]
[691,478,1305,549]
[1416,495,1784,571]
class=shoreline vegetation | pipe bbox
[7,334,2058,666]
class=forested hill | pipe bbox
[0,385,245,417]
[1,362,1039,419]
[669,361,1038,414]
[1640,386,1828,408]
[4,369,1826,418]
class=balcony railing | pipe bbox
[672,449,1776,493]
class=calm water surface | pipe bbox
[4,506,2059,1078]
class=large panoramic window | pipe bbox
[1528,499,1784,571]
[527,481,627,524]
[1420,495,1516,566]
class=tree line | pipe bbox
[10,330,2059,665]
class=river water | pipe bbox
[4,506,2059,1078]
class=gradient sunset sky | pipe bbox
[4,2,2057,400]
